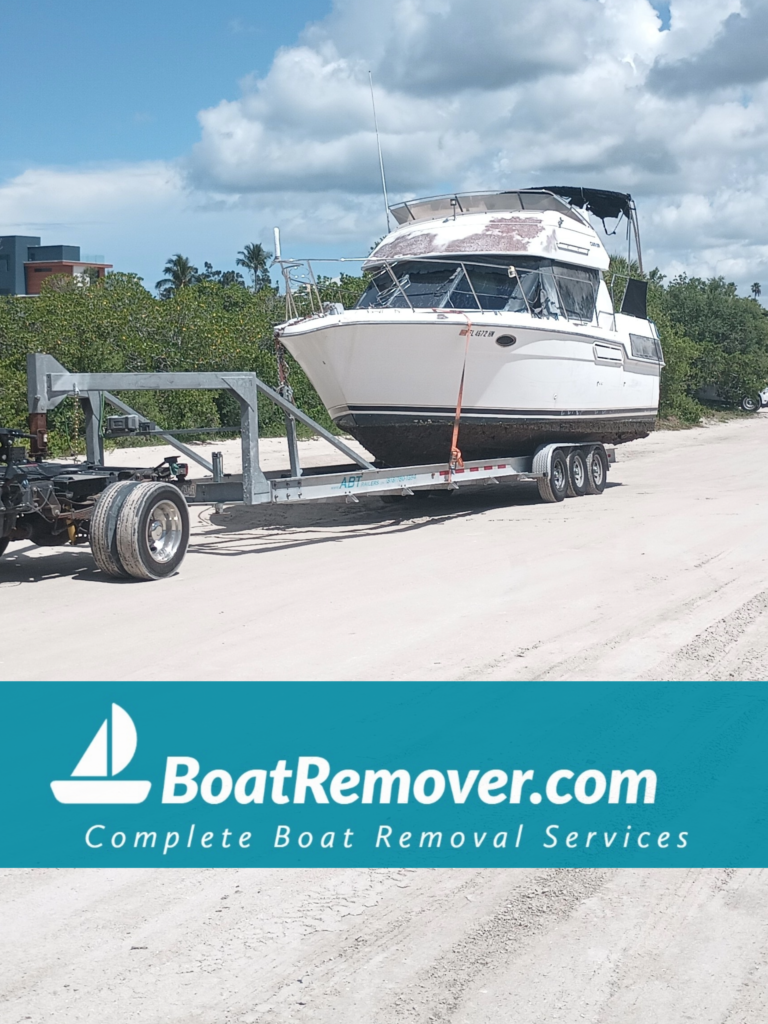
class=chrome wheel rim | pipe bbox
[147,500,183,563]
[572,457,585,490]
[590,453,604,487]
[553,460,566,492]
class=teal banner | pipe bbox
[1,682,766,867]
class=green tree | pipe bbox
[660,275,768,354]
[236,243,273,292]
[199,262,246,288]
[752,282,762,300]
[156,254,200,298]
[0,270,335,452]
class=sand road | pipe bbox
[1,413,767,681]
[2,418,768,1022]
[2,866,767,1023]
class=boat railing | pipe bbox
[274,254,604,326]
[596,308,618,332]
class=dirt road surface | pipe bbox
[3,866,767,1023]
[3,418,768,1020]
[1,414,767,681]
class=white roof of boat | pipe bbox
[389,190,587,227]
[367,199,610,272]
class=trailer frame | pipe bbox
[26,352,613,505]
[1,353,614,579]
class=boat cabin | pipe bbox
[360,188,640,325]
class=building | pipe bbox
[0,235,112,295]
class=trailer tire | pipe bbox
[740,394,760,413]
[90,481,139,577]
[115,482,190,580]
[567,450,588,497]
[585,445,608,495]
[537,448,568,503]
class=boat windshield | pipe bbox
[356,257,599,321]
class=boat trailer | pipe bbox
[0,353,614,580]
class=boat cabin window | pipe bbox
[551,264,600,321]
[356,257,599,321]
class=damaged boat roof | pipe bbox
[369,199,610,272]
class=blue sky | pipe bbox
[1,1,767,293]
[0,3,332,173]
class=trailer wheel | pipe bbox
[115,482,190,580]
[740,394,760,413]
[585,445,608,495]
[537,448,568,503]
[567,450,588,497]
[90,480,139,577]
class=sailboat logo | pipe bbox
[50,704,152,804]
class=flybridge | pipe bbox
[161,757,657,806]
[388,189,588,226]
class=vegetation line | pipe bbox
[0,250,765,456]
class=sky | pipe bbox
[1,0,766,296]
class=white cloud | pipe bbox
[0,163,184,228]
[3,0,768,295]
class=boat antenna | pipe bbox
[369,71,392,234]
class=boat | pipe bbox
[50,703,151,803]
[276,187,662,467]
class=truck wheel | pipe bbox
[567,450,588,497]
[585,445,608,495]
[740,394,760,412]
[90,481,139,577]
[537,448,568,503]
[116,482,190,580]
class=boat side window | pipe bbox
[518,265,561,318]
[446,266,525,312]
[356,258,597,320]
[355,263,459,308]
[461,259,562,319]
[551,264,599,322]
[388,265,460,308]
[356,270,399,308]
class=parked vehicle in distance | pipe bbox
[694,384,768,413]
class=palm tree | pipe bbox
[751,282,762,300]
[236,242,273,292]
[156,254,199,297]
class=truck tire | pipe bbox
[115,481,190,580]
[536,448,568,503]
[90,480,140,577]
[585,445,608,495]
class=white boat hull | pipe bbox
[281,309,660,465]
